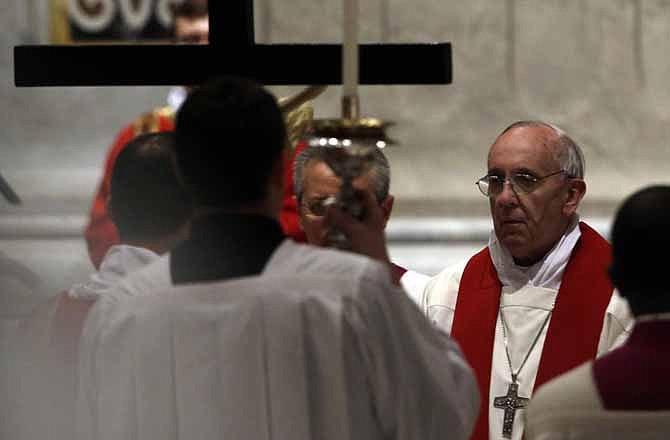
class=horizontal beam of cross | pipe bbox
[14,43,452,87]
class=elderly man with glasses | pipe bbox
[293,145,431,296]
[418,121,632,440]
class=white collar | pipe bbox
[635,312,670,323]
[68,245,159,300]
[489,217,581,291]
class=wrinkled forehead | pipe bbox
[487,125,560,171]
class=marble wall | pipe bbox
[264,0,670,216]
[2,0,669,212]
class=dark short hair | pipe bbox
[175,77,286,209]
[609,185,670,316]
[110,132,193,242]
[172,0,208,19]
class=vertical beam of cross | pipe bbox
[209,0,254,47]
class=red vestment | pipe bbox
[280,140,307,243]
[594,320,670,410]
[451,222,614,440]
[389,262,408,285]
[85,108,305,269]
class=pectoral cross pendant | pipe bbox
[493,382,529,439]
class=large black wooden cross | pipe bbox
[14,1,451,87]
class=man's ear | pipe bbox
[380,195,394,227]
[563,179,586,217]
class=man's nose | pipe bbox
[495,180,519,206]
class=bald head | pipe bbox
[495,121,585,179]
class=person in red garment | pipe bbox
[418,121,633,440]
[85,0,315,268]
[85,0,208,268]
[525,185,670,440]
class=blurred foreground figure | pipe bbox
[0,251,45,440]
[526,185,670,440]
[6,132,191,440]
[419,121,633,440]
[77,77,479,440]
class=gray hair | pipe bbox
[293,146,391,202]
[498,120,585,179]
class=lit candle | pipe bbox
[342,0,358,99]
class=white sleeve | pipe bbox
[596,289,634,356]
[400,269,431,306]
[421,260,468,334]
[350,268,480,440]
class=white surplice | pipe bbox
[103,242,432,307]
[5,245,159,440]
[420,222,633,440]
[525,361,670,440]
[68,244,159,300]
[77,240,480,440]
[526,315,670,440]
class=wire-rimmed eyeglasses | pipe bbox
[475,170,566,197]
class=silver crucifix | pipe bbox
[493,382,529,439]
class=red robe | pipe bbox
[594,320,670,410]
[451,222,614,440]
[85,108,305,269]
[280,140,307,243]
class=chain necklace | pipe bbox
[493,306,552,439]
[499,307,552,385]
